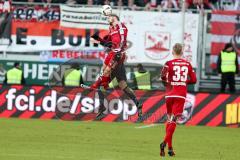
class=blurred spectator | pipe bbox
[87,0,93,5]
[4,62,25,85]
[12,0,238,11]
[109,77,118,88]
[188,0,212,10]
[217,43,239,93]
[145,0,162,11]
[214,0,240,11]
[127,0,137,10]
[65,0,77,5]
[103,0,110,5]
[117,0,123,6]
[207,0,218,10]
[161,0,179,11]
[183,0,191,11]
[40,0,61,8]
[132,64,151,90]
[62,63,84,87]
[134,0,147,7]
[0,63,6,84]
[116,0,128,7]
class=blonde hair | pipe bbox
[173,43,183,55]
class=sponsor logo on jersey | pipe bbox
[171,82,186,86]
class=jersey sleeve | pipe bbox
[113,23,126,52]
[187,63,197,84]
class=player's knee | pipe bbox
[167,114,177,122]
[103,67,111,76]
[102,64,107,70]
[118,80,127,89]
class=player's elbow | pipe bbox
[189,77,197,84]
[193,75,197,84]
[192,78,197,84]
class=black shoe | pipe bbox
[168,148,175,157]
[96,106,106,120]
[137,102,143,118]
[160,142,166,157]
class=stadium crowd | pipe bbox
[11,0,240,11]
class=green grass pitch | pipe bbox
[0,118,239,160]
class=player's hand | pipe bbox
[91,31,100,40]
[90,38,100,44]
[103,41,112,48]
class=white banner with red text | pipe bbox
[2,5,199,67]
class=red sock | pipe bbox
[164,122,176,148]
[91,75,110,89]
[102,76,110,89]
[163,122,170,144]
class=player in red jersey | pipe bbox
[160,43,197,157]
[90,14,142,118]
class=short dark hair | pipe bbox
[14,62,20,67]
[137,63,143,70]
[111,14,120,21]
[223,43,233,51]
[71,62,79,69]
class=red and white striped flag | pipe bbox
[210,10,240,68]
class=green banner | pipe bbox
[0,60,163,87]
[0,60,60,85]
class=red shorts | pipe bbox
[104,51,126,67]
[165,97,185,116]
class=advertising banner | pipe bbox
[0,60,164,87]
[13,5,60,21]
[6,5,106,53]
[2,5,199,67]
[0,85,239,127]
[60,5,109,29]
[121,11,199,67]
[8,20,106,52]
[39,50,106,62]
[0,60,59,85]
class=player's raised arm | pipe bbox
[118,22,126,51]
[91,32,112,48]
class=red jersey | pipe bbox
[161,58,197,98]
[108,22,128,52]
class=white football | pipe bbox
[101,5,112,16]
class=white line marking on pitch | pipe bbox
[135,123,162,129]
[0,153,75,159]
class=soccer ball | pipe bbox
[101,5,112,16]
